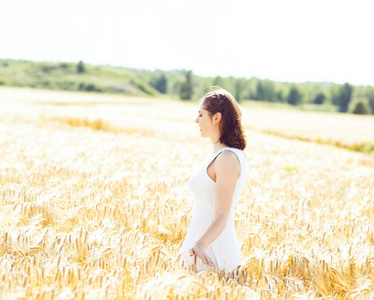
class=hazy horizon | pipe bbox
[1,0,373,86]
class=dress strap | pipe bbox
[210,146,231,157]
[208,146,242,164]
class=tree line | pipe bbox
[1,59,373,115]
[148,70,374,115]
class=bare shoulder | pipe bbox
[215,150,240,170]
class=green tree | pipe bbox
[313,92,326,104]
[77,60,85,74]
[365,86,374,114]
[151,73,167,94]
[287,86,303,105]
[337,83,353,112]
[213,76,224,88]
[172,81,182,95]
[254,81,264,100]
[330,85,340,106]
[350,98,372,115]
[255,79,276,101]
[276,90,285,102]
[234,79,243,102]
[180,70,193,100]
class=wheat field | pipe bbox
[0,87,374,300]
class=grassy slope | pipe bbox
[0,59,158,96]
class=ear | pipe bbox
[214,112,222,124]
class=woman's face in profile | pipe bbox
[195,103,213,138]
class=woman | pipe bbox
[178,88,248,273]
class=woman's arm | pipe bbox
[188,151,240,265]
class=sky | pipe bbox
[1,0,373,85]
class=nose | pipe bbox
[195,116,199,123]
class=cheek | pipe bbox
[202,117,210,126]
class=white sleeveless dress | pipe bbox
[178,146,248,273]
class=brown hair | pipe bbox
[201,88,247,150]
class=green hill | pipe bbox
[0,59,158,96]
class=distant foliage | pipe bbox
[40,63,59,73]
[313,92,326,104]
[234,80,243,102]
[254,79,276,101]
[276,90,285,102]
[337,83,353,112]
[129,77,157,95]
[350,98,372,115]
[0,59,158,96]
[365,87,374,114]
[59,63,69,69]
[151,73,167,94]
[3,59,374,116]
[353,102,371,114]
[78,82,101,92]
[213,76,224,87]
[180,71,193,100]
[77,60,85,74]
[58,81,76,90]
[287,86,303,105]
[370,98,374,115]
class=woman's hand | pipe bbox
[188,243,214,267]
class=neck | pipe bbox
[209,129,226,153]
[212,141,227,153]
